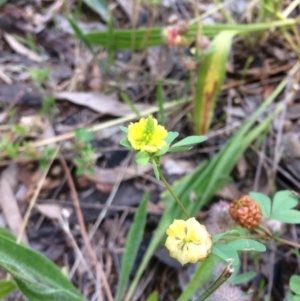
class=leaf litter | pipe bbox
[1,1,300,301]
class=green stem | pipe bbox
[157,167,190,218]
[258,225,300,249]
[195,263,233,301]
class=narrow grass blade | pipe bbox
[120,92,141,118]
[85,20,298,50]
[68,16,95,56]
[177,255,215,301]
[194,31,236,134]
[0,280,16,299]
[115,193,149,301]
[145,291,159,301]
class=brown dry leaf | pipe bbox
[146,46,173,79]
[55,92,149,116]
[162,157,194,175]
[0,165,28,243]
[236,155,248,179]
[216,183,241,200]
[87,164,153,185]
[35,203,63,220]
[116,0,136,20]
[4,33,43,62]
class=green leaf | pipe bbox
[135,151,150,165]
[0,280,16,299]
[290,275,300,295]
[272,190,298,214]
[145,291,159,301]
[120,137,132,149]
[287,291,294,301]
[154,146,169,157]
[85,20,298,50]
[165,132,179,145]
[212,230,241,243]
[0,0,8,7]
[152,161,160,180]
[115,193,148,301]
[76,167,85,176]
[0,227,17,242]
[212,244,239,266]
[168,146,191,153]
[230,271,256,285]
[0,235,87,301]
[74,128,95,142]
[82,0,109,22]
[293,296,300,301]
[120,126,128,134]
[227,239,266,252]
[249,192,271,218]
[271,209,300,224]
[171,136,207,148]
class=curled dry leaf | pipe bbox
[0,165,28,243]
[35,204,63,221]
[87,164,153,185]
[162,157,194,175]
[4,33,43,62]
[55,92,150,116]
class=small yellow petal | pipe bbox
[141,145,158,153]
[166,219,186,240]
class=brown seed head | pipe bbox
[229,195,262,229]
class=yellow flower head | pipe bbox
[127,115,168,153]
[165,217,212,265]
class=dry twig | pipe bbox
[59,153,114,301]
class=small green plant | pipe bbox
[39,146,57,170]
[0,137,20,159]
[28,69,58,119]
[73,128,97,175]
[29,68,51,92]
[119,115,266,301]
[289,275,300,301]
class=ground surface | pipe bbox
[1,0,300,301]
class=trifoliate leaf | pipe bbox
[120,138,132,149]
[227,239,266,252]
[271,209,300,224]
[120,126,128,134]
[249,192,271,218]
[272,190,298,212]
[135,152,150,166]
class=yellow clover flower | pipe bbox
[165,217,212,265]
[127,115,168,153]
